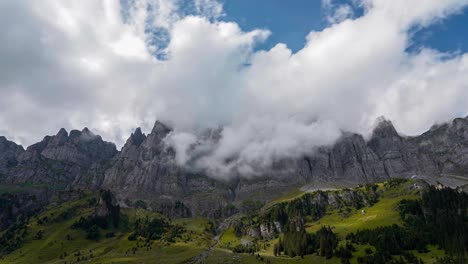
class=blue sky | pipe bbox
[223,0,326,52]
[222,0,468,53]
[411,10,468,53]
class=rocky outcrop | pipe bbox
[247,187,379,239]
[0,137,24,177]
[2,128,117,187]
[101,121,235,216]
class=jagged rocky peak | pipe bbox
[50,128,69,145]
[0,136,24,173]
[64,127,98,141]
[0,136,24,153]
[65,127,108,145]
[81,127,92,137]
[26,135,52,154]
[452,116,468,130]
[79,127,103,142]
[143,120,172,151]
[371,117,399,138]
[21,127,117,165]
[421,116,468,140]
[3,127,118,186]
[57,128,68,137]
[151,120,172,138]
[127,127,146,146]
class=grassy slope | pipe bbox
[2,195,211,264]
[219,226,241,249]
[214,180,446,264]
[306,183,419,237]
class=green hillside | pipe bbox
[0,191,212,264]
[214,179,466,264]
[0,179,466,264]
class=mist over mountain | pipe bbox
[1,116,468,218]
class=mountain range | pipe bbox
[1,117,468,217]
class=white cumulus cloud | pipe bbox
[0,0,468,178]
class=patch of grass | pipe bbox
[411,245,447,264]
[305,182,420,238]
[219,226,242,249]
[206,248,341,264]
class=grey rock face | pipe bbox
[0,136,24,176]
[102,122,234,217]
[3,128,117,187]
[291,118,468,184]
[1,117,468,217]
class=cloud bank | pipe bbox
[0,0,468,177]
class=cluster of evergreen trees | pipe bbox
[0,216,28,257]
[347,224,423,255]
[0,193,38,231]
[129,217,171,241]
[274,225,338,259]
[348,186,467,263]
[399,186,467,259]
[419,186,467,256]
[232,244,257,254]
[355,250,424,264]
[71,190,122,240]
[100,190,121,228]
[128,216,186,242]
[262,192,328,228]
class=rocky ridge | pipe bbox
[1,128,117,187]
[0,117,467,217]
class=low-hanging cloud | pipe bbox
[0,0,468,178]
